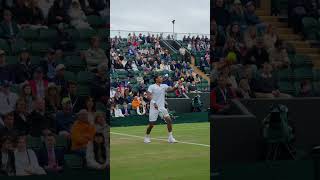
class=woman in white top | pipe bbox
[86,133,108,170]
[114,105,124,117]
[68,1,91,29]
[14,136,46,176]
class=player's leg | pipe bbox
[160,108,177,143]
[144,108,159,143]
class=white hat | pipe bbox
[55,64,65,71]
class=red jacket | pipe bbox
[211,87,236,111]
[28,80,49,97]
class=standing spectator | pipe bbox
[0,136,15,176]
[37,134,64,173]
[14,135,46,176]
[0,81,18,115]
[71,109,96,155]
[86,133,108,170]
[55,97,74,138]
[28,97,55,137]
[85,36,108,71]
[28,67,48,98]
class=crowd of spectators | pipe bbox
[211,0,299,114]
[0,0,109,176]
[110,33,208,117]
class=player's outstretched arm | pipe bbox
[166,80,181,92]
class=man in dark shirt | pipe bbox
[0,111,18,139]
[252,63,291,98]
[62,81,83,113]
[245,38,269,69]
[0,49,14,83]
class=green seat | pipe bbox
[30,56,42,65]
[302,17,319,40]
[275,68,293,80]
[26,136,42,150]
[76,41,90,51]
[313,82,320,95]
[77,85,90,96]
[87,15,105,28]
[98,28,107,40]
[293,67,313,80]
[278,81,295,94]
[11,39,29,55]
[17,28,38,40]
[78,28,97,40]
[64,154,83,169]
[313,69,320,81]
[0,39,10,53]
[64,71,76,81]
[77,71,94,84]
[96,102,106,111]
[167,92,176,98]
[6,56,19,65]
[291,54,312,67]
[65,56,86,73]
[31,42,50,55]
[55,136,69,150]
[64,28,80,40]
[38,28,58,40]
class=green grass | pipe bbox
[111,122,210,180]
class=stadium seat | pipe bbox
[31,42,50,55]
[293,67,313,80]
[77,71,94,84]
[291,54,313,68]
[87,15,105,28]
[64,154,83,169]
[38,28,58,40]
[64,71,76,81]
[26,136,42,150]
[96,102,106,111]
[98,28,107,40]
[65,28,80,40]
[275,68,293,80]
[302,17,320,40]
[278,81,295,94]
[78,28,97,40]
[65,56,86,73]
[17,28,38,40]
[77,85,90,96]
[76,41,90,51]
[0,39,10,54]
[30,56,42,65]
[6,56,19,65]
[11,39,29,55]
[55,136,69,150]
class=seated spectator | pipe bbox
[252,63,291,98]
[114,105,124,118]
[0,49,14,83]
[37,134,64,173]
[68,1,91,29]
[0,10,19,40]
[86,133,108,170]
[62,81,83,113]
[85,36,108,71]
[71,109,96,156]
[91,63,108,104]
[131,96,140,110]
[56,97,74,138]
[0,111,18,138]
[53,64,67,94]
[45,84,61,114]
[94,112,108,138]
[40,49,57,82]
[14,48,33,84]
[25,0,46,29]
[263,24,278,52]
[38,0,55,20]
[237,78,255,98]
[19,83,34,113]
[14,135,46,176]
[13,98,30,134]
[211,75,236,114]
[28,67,48,98]
[13,0,29,25]
[211,0,230,28]
[244,1,261,25]
[48,0,70,26]
[298,79,313,97]
[28,97,56,137]
[84,96,96,124]
[245,37,269,69]
[244,26,257,49]
[269,40,290,69]
[137,104,146,116]
[0,81,18,115]
[175,84,186,98]
[121,103,130,117]
[0,136,15,176]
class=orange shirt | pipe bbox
[131,99,141,110]
[71,120,96,151]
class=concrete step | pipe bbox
[277,27,293,34]
[279,34,302,41]
[256,10,268,16]
[269,21,288,28]
[295,48,319,54]
[287,41,310,48]
[259,16,278,22]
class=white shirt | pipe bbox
[14,149,46,176]
[0,91,18,115]
[148,84,169,108]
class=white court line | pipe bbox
[111,132,210,147]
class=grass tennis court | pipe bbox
[111,122,210,180]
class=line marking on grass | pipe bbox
[111,132,210,147]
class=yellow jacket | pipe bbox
[71,120,96,151]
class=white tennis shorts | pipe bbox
[149,107,170,122]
